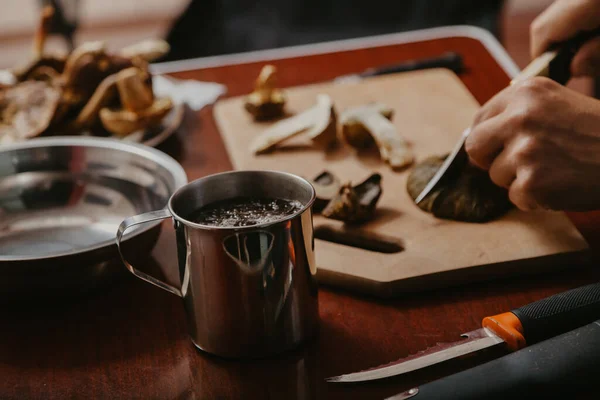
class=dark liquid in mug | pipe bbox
[188,197,304,227]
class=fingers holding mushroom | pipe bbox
[407,155,512,222]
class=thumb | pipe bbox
[571,37,600,77]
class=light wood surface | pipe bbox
[214,69,589,296]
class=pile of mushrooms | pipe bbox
[0,5,172,144]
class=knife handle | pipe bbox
[547,27,600,84]
[513,27,600,85]
[482,282,600,351]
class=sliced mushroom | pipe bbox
[118,39,171,62]
[99,67,173,137]
[340,103,413,170]
[0,81,60,144]
[250,94,336,154]
[311,171,342,212]
[244,65,286,120]
[322,173,383,223]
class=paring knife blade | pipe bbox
[414,27,600,205]
[326,282,600,383]
[326,327,503,383]
[414,127,470,204]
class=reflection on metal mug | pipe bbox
[116,170,319,358]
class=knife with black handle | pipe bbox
[328,282,600,383]
[388,319,600,400]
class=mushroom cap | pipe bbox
[13,55,66,82]
[0,81,60,143]
[119,39,171,62]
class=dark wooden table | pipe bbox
[2,32,600,400]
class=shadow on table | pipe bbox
[0,257,188,369]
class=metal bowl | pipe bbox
[0,137,187,296]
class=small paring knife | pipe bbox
[414,28,600,205]
[326,282,600,383]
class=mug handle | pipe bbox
[116,209,183,297]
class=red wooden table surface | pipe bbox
[2,33,600,400]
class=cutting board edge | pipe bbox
[316,249,592,298]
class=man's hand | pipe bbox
[531,0,600,76]
[465,77,600,211]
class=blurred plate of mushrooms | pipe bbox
[0,6,184,147]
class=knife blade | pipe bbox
[414,28,600,205]
[334,52,464,84]
[386,320,600,400]
[326,282,600,383]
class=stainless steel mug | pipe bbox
[116,170,318,358]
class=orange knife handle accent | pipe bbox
[482,312,526,352]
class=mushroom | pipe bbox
[118,39,171,63]
[99,67,173,137]
[58,41,110,105]
[311,171,342,212]
[407,155,512,223]
[340,103,413,170]
[250,94,337,154]
[69,73,120,131]
[0,81,61,144]
[54,41,151,125]
[322,173,383,224]
[244,65,286,120]
[13,6,66,82]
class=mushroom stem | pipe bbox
[115,67,154,112]
[34,6,54,58]
[72,73,119,129]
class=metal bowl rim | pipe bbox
[0,136,188,262]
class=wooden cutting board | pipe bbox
[213,69,589,297]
